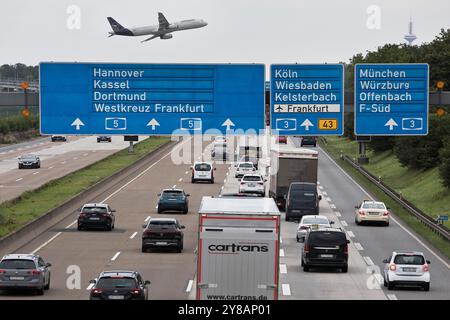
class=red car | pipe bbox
[277,136,287,144]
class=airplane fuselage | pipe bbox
[123,19,207,37]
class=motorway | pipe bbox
[0,136,449,300]
[0,136,147,203]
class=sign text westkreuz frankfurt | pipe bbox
[40,63,265,135]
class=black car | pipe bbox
[157,189,189,213]
[51,135,67,142]
[285,182,321,221]
[77,203,116,231]
[301,136,317,147]
[142,218,185,253]
[97,136,112,143]
[300,227,350,273]
[18,155,40,169]
[89,271,150,300]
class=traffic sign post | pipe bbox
[40,63,265,135]
[270,64,344,136]
[354,64,429,136]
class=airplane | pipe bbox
[107,12,207,42]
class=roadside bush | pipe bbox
[343,112,354,139]
[0,115,39,134]
[439,138,450,189]
[368,137,395,152]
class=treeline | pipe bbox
[343,29,450,188]
[0,115,39,135]
[0,63,39,81]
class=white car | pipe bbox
[211,141,228,159]
[191,162,215,183]
[355,200,390,226]
[296,215,333,242]
[239,174,265,196]
[235,161,256,178]
[383,251,430,291]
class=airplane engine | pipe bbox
[160,34,173,39]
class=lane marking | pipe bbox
[65,220,77,229]
[178,178,183,182]
[322,191,328,196]
[86,283,95,290]
[130,232,138,239]
[31,233,62,254]
[317,181,320,185]
[73,157,78,160]
[325,197,331,202]
[279,264,287,274]
[18,148,23,151]
[83,153,88,156]
[49,166,54,169]
[186,280,194,293]
[15,178,23,182]
[0,185,4,188]
[281,284,291,296]
[145,216,151,222]
[340,220,348,227]
[111,252,121,261]
[354,242,364,251]
[280,237,283,244]
[185,171,189,175]
[61,161,66,164]
[335,211,342,217]
[221,186,224,191]
[387,294,398,300]
[319,146,450,270]
[347,230,355,238]
[363,256,374,266]
[33,172,39,175]
[280,249,285,257]
[224,179,226,183]
[330,204,336,209]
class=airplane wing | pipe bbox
[158,12,169,30]
[141,34,159,43]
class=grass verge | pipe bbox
[0,136,169,237]
[320,137,450,260]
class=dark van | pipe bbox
[300,227,350,273]
[285,182,321,221]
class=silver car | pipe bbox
[0,254,51,295]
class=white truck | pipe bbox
[197,196,281,300]
[269,145,319,209]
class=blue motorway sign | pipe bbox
[40,63,265,135]
[270,64,344,135]
[355,64,429,135]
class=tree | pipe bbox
[439,138,450,188]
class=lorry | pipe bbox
[268,145,319,209]
[197,196,280,300]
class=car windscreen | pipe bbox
[0,259,36,269]
[21,156,36,160]
[148,221,177,229]
[393,255,425,265]
[239,163,253,168]
[242,176,262,182]
[162,191,183,197]
[82,207,107,214]
[302,217,328,225]
[291,191,316,200]
[308,231,346,246]
[362,203,386,209]
[195,164,211,171]
[97,277,137,289]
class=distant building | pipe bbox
[404,18,417,45]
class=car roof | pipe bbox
[301,215,329,220]
[308,227,344,233]
[362,200,384,204]
[162,188,184,192]
[242,173,262,177]
[99,270,138,278]
[82,203,108,208]
[194,161,212,165]
[238,161,254,165]
[1,254,39,261]
[21,154,37,157]
[393,251,424,256]
[149,218,177,223]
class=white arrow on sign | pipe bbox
[384,118,398,131]
[146,118,160,130]
[300,119,314,131]
[71,118,85,130]
[221,118,235,130]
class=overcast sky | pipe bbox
[1,0,449,69]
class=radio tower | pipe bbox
[404,18,417,45]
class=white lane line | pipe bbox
[18,148,23,151]
[224,179,226,183]
[325,197,331,202]
[8,150,13,153]
[281,284,291,296]
[86,283,95,290]
[61,161,66,164]
[221,186,224,191]
[335,211,342,217]
[25,146,31,149]
[83,153,88,156]
[49,166,54,169]
[65,220,77,229]
[130,232,138,239]
[363,256,374,266]
[280,249,285,257]
[15,178,23,182]
[39,142,44,145]
[178,178,183,182]
[322,191,328,196]
[340,220,348,227]
[280,237,283,244]
[354,242,364,251]
[387,294,398,300]
[320,146,450,270]
[347,230,355,238]
[186,280,194,293]
[280,264,287,274]
[0,185,4,188]
[73,157,78,160]
[31,233,62,254]
[317,181,320,185]
[185,171,189,175]
[330,204,336,209]
[33,172,39,175]
[145,215,151,222]
[111,252,121,261]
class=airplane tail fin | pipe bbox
[107,17,126,33]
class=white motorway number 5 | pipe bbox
[105,118,127,130]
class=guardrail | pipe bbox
[340,154,450,242]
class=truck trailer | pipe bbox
[197,196,280,300]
